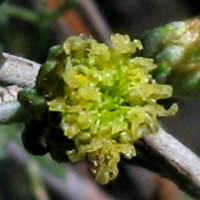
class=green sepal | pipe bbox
[173,72,200,98]
[142,26,169,57]
[18,88,47,122]
[152,64,171,83]
[36,45,64,99]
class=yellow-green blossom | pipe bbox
[36,34,177,184]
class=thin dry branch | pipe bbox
[79,0,112,44]
[0,53,40,87]
[1,53,200,199]
[133,129,200,199]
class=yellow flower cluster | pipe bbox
[42,34,177,184]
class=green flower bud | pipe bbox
[33,34,177,184]
[142,17,200,99]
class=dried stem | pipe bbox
[133,129,200,199]
[0,53,40,88]
[79,0,112,44]
[1,53,200,199]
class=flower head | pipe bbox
[27,34,178,184]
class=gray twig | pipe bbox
[133,129,200,199]
[0,85,21,102]
[0,53,40,88]
[79,0,112,44]
[1,53,200,199]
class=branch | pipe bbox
[0,85,21,102]
[133,129,200,199]
[1,53,200,199]
[0,53,40,87]
[79,0,112,44]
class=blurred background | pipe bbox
[0,0,199,199]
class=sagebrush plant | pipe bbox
[19,34,178,184]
